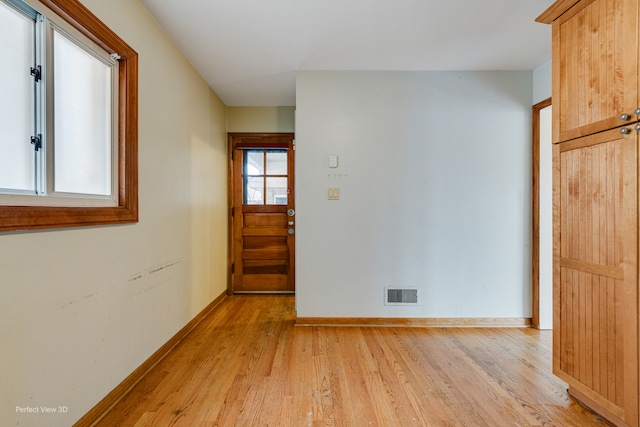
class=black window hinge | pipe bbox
[231,207,235,217]
[231,263,235,274]
[30,66,41,82]
[30,134,42,151]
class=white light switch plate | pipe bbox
[328,188,340,200]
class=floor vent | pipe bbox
[385,288,419,305]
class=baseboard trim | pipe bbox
[295,317,532,328]
[73,290,228,427]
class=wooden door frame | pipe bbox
[227,132,295,295]
[532,97,552,329]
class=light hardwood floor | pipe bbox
[95,295,610,426]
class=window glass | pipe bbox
[266,177,287,205]
[53,29,112,196]
[266,150,287,175]
[245,150,264,176]
[0,2,35,192]
[243,148,289,205]
[245,176,264,204]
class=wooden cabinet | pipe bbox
[541,0,639,143]
[538,1,640,426]
[553,129,638,426]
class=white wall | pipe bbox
[539,106,553,329]
[1,1,228,426]
[227,106,295,132]
[533,60,551,104]
[533,59,553,329]
[295,71,533,318]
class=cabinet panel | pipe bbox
[551,0,638,142]
[554,128,638,425]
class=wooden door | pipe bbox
[554,127,638,426]
[548,0,638,143]
[229,133,295,293]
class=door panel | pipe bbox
[243,236,288,250]
[244,213,287,227]
[554,128,638,425]
[229,133,295,293]
[552,0,638,142]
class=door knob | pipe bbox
[288,229,294,235]
[620,113,631,121]
[287,209,295,217]
[620,127,631,134]
[635,108,640,116]
[635,124,640,132]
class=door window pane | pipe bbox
[53,29,112,195]
[266,149,287,175]
[245,150,264,176]
[242,148,289,205]
[245,176,263,204]
[266,177,287,205]
[0,3,35,192]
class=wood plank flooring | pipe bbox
[95,295,610,426]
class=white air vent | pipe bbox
[384,287,419,305]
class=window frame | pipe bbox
[0,0,138,232]
[242,149,289,206]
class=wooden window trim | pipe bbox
[0,0,138,232]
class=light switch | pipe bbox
[327,188,340,200]
[329,154,339,168]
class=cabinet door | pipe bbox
[554,128,638,426]
[552,0,639,143]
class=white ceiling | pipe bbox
[139,0,554,106]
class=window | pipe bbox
[0,0,138,232]
[243,149,288,205]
